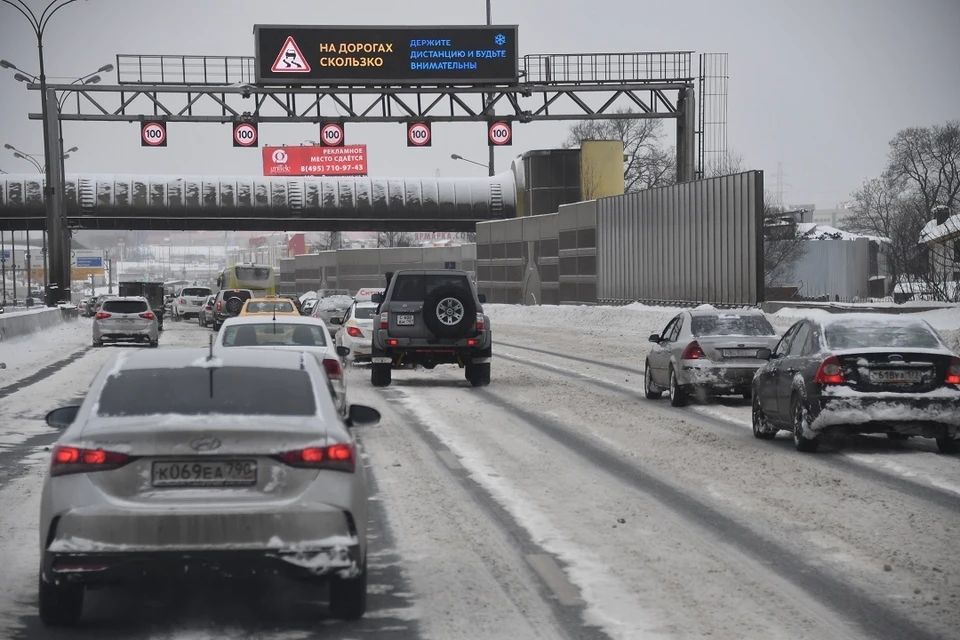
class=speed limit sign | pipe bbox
[233,122,259,148]
[141,121,167,147]
[320,122,345,147]
[488,121,512,146]
[407,122,432,147]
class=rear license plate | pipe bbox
[396,314,415,326]
[869,369,923,383]
[151,460,257,487]
[723,348,757,358]
[115,318,134,324]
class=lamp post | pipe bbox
[3,144,43,172]
[0,0,85,305]
[485,0,495,177]
[451,153,491,171]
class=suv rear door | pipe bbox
[99,299,152,331]
[385,272,476,339]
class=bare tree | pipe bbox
[309,231,342,253]
[762,193,813,286]
[704,151,746,178]
[377,231,414,248]
[563,108,675,192]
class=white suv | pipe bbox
[172,286,213,321]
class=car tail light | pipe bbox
[139,312,155,320]
[946,357,960,385]
[51,445,131,476]
[322,357,343,379]
[179,298,185,304]
[681,341,705,360]
[216,300,222,311]
[346,326,363,338]
[387,338,399,347]
[379,312,388,329]
[476,313,485,331]
[814,355,846,385]
[95,311,111,319]
[277,444,354,472]
[467,339,479,347]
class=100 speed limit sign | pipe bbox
[141,121,167,147]
[407,122,432,147]
[488,121,512,146]
[233,122,259,148]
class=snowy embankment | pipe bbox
[0,317,90,386]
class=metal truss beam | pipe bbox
[29,82,689,124]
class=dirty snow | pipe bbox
[0,317,90,386]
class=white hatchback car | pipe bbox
[172,285,213,321]
[335,301,378,363]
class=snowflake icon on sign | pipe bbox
[495,33,506,46]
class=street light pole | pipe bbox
[451,153,490,171]
[486,0,495,177]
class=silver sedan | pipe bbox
[38,348,380,627]
[645,308,781,406]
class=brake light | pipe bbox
[946,357,960,385]
[179,298,185,305]
[380,312,388,329]
[51,445,131,476]
[387,338,399,347]
[139,312,155,320]
[95,312,111,319]
[277,444,354,472]
[346,326,363,338]
[476,313,484,331]
[216,301,222,311]
[814,355,846,385]
[322,357,342,379]
[467,338,479,347]
[681,341,705,360]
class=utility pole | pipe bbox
[486,0,495,177]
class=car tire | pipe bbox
[936,436,959,454]
[668,366,687,407]
[791,394,820,453]
[328,560,367,620]
[92,340,102,348]
[643,361,662,399]
[149,341,159,348]
[225,296,245,316]
[371,363,392,387]
[751,393,777,440]
[422,284,477,339]
[38,574,83,627]
[466,362,491,387]
[212,321,221,332]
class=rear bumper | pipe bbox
[812,394,960,434]
[94,327,157,341]
[679,362,760,391]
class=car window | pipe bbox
[96,367,316,416]
[223,290,253,302]
[354,306,377,320]
[660,317,680,342]
[102,300,148,314]
[823,321,943,350]
[181,287,211,297]
[774,323,800,357]
[220,323,328,347]
[691,314,776,337]
[788,323,811,357]
[669,315,684,342]
[245,300,295,313]
[391,274,471,302]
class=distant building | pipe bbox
[919,205,960,297]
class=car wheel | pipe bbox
[791,394,820,453]
[643,361,662,400]
[212,321,221,331]
[936,436,959,454]
[668,366,687,407]
[466,362,491,387]
[371,363,392,387]
[742,391,752,401]
[149,341,159,348]
[328,560,367,620]
[92,339,102,348]
[38,574,83,627]
[422,284,477,339]
[751,393,777,440]
[886,433,910,441]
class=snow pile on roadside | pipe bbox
[0,319,90,386]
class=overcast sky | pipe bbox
[1,0,958,207]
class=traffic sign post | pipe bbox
[319,122,345,147]
[407,122,432,147]
[488,121,512,146]
[141,121,167,147]
[233,122,259,147]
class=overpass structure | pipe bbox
[0,173,515,232]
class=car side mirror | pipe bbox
[336,345,350,358]
[756,348,772,361]
[477,293,487,303]
[347,404,381,427]
[648,334,661,343]
[329,316,342,325]
[46,405,80,429]
[370,293,383,304]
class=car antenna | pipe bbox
[207,334,214,361]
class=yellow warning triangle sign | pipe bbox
[271,36,311,73]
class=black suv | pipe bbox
[211,288,254,331]
[370,269,491,387]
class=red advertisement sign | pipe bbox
[262,145,368,177]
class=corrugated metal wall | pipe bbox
[476,171,764,306]
[773,238,877,299]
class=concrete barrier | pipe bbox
[0,306,78,343]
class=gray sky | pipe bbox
[1,0,958,207]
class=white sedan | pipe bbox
[335,301,378,363]
[214,315,348,415]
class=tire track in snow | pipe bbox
[0,347,90,400]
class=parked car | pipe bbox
[210,288,254,331]
[751,314,960,453]
[370,269,491,387]
[645,308,780,406]
[92,296,159,348]
[39,348,380,626]
[336,301,378,363]
[172,286,213,321]
[198,295,216,327]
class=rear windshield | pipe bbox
[221,323,328,347]
[235,266,272,281]
[391,274,471,302]
[691,314,776,337]
[221,290,253,301]
[97,367,316,416]
[245,300,295,313]
[102,300,148,314]
[181,287,211,297]
[320,298,352,310]
[354,307,377,320]
[824,322,942,350]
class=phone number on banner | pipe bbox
[301,164,367,174]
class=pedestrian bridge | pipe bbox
[0,173,516,232]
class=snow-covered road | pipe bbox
[0,309,958,639]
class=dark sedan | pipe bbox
[751,314,960,453]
